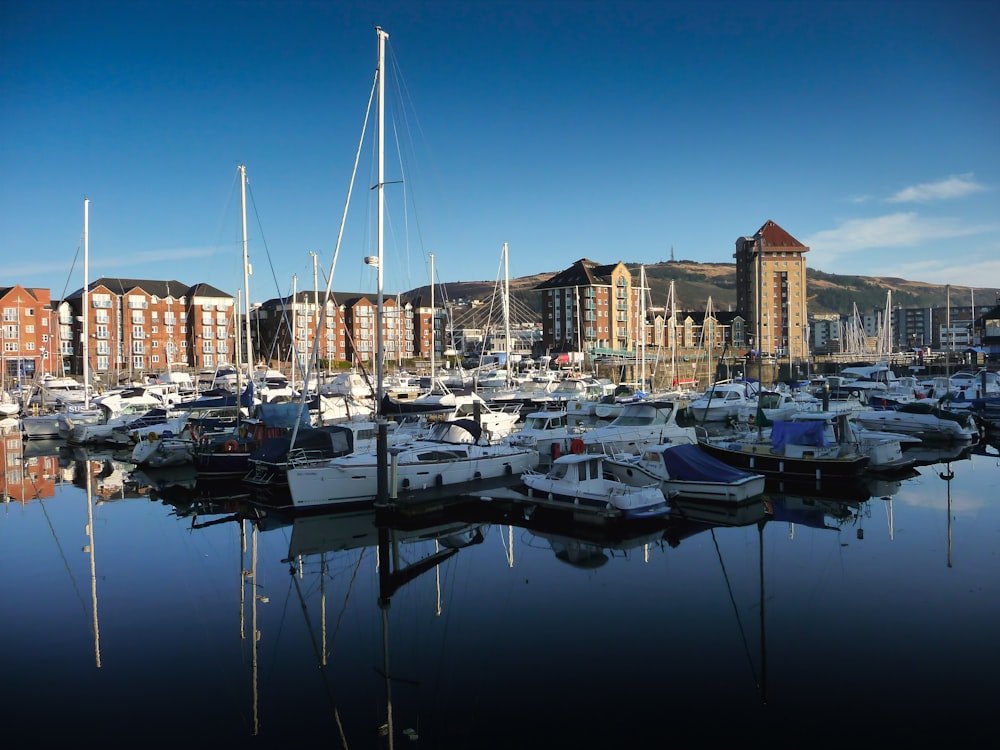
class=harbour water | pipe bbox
[2,435,998,746]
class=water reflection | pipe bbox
[4,438,997,744]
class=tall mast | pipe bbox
[240,164,253,379]
[639,265,647,390]
[429,252,436,385]
[375,26,388,404]
[503,242,512,382]
[83,197,90,406]
[291,273,298,392]
[669,280,677,388]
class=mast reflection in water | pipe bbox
[1,436,999,745]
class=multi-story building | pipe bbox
[535,259,638,355]
[974,304,1000,358]
[251,291,434,371]
[734,220,809,361]
[1,285,53,381]
[58,278,234,382]
[250,291,448,374]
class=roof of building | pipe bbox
[757,219,808,251]
[62,278,231,300]
[534,258,624,290]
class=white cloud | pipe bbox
[887,174,987,203]
[803,212,983,254]
[803,214,999,286]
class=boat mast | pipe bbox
[639,265,647,390]
[429,252,436,387]
[669,280,677,388]
[240,164,254,383]
[503,242,512,384]
[291,273,298,393]
[83,197,90,407]
[375,26,388,405]
[705,295,713,390]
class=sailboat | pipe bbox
[285,27,537,512]
[192,165,274,478]
[23,198,99,439]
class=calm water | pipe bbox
[2,436,998,746]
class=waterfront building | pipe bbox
[57,278,233,382]
[734,220,809,363]
[1,285,52,382]
[534,258,638,356]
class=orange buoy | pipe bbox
[223,439,239,453]
[570,438,585,454]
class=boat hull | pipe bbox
[698,439,869,479]
[287,449,539,510]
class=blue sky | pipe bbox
[2,0,998,306]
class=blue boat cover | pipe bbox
[771,420,826,451]
[660,443,759,483]
[257,401,311,428]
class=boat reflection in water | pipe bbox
[10,432,998,744]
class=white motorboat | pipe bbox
[503,408,593,468]
[131,429,196,469]
[286,419,538,511]
[65,388,166,445]
[603,442,766,502]
[852,401,979,442]
[581,399,697,456]
[516,452,670,521]
[687,380,759,422]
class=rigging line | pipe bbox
[328,549,368,660]
[288,562,352,749]
[709,527,762,692]
[39,494,91,624]
[385,39,437,279]
[290,68,378,445]
[58,241,83,302]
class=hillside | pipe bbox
[414,261,1000,320]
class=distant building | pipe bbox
[974,304,1000,359]
[59,278,233,382]
[734,220,809,361]
[251,291,441,371]
[1,285,52,381]
[534,258,638,355]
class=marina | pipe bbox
[2,433,997,745]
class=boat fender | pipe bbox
[474,471,482,480]
[201,435,210,446]
[551,442,561,459]
[434,474,444,487]
[505,464,513,475]
[224,439,239,453]
[147,432,159,442]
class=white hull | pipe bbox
[287,446,538,509]
[517,453,669,520]
[132,435,195,468]
[852,410,978,442]
[581,400,697,456]
[603,443,766,502]
[20,414,63,439]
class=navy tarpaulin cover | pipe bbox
[660,443,758,483]
[257,401,311,428]
[771,420,826,451]
[249,425,354,463]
